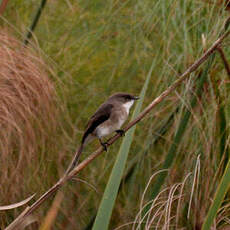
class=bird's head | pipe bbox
[108,92,139,111]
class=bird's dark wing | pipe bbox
[81,103,113,144]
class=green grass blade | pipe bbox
[211,73,229,167]
[83,106,179,230]
[219,101,228,166]
[201,159,230,229]
[142,54,215,220]
[92,60,155,230]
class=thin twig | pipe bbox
[217,46,230,77]
[23,0,47,46]
[5,30,230,230]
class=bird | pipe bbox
[66,92,139,174]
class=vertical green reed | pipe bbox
[83,106,179,230]
[92,59,155,230]
[202,159,230,229]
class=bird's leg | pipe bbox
[115,129,125,136]
[99,138,108,151]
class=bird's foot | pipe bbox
[116,129,125,136]
[99,138,108,151]
[101,142,108,151]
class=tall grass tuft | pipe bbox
[0,31,62,228]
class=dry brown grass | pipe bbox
[0,31,61,217]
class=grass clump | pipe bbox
[0,31,65,228]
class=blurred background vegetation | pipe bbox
[1,0,230,229]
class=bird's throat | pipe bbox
[123,101,134,114]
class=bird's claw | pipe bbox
[101,142,108,151]
[116,129,125,136]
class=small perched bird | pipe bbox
[66,92,139,174]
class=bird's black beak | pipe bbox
[133,96,139,100]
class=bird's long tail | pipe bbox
[65,143,84,175]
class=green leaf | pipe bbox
[92,59,155,230]
[201,159,230,229]
[83,106,179,230]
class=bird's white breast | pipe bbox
[96,126,111,138]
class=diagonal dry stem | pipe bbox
[5,29,230,230]
[68,30,230,180]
